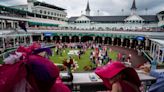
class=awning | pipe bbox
[135,36,145,41]
[161,25,164,27]
[28,22,58,27]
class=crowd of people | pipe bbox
[0,41,164,92]
[90,45,110,66]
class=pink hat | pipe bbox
[95,61,141,90]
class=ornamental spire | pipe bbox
[131,0,137,15]
[85,0,90,16]
[131,0,137,10]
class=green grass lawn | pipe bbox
[50,48,118,72]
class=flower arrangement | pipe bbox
[62,57,79,82]
[62,58,79,72]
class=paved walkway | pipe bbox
[109,46,148,68]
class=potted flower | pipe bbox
[62,57,79,82]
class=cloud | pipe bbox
[0,0,163,17]
[0,0,27,6]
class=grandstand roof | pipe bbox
[69,15,158,22]
[158,11,164,14]
[0,5,28,15]
[34,1,65,11]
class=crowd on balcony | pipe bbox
[0,11,26,18]
[27,26,164,32]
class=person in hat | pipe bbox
[0,43,71,92]
[95,61,141,92]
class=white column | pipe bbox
[145,39,148,50]
[41,34,44,41]
[152,43,155,57]
[1,20,3,29]
[129,39,133,48]
[150,42,153,56]
[121,38,123,47]
[60,36,62,42]
[161,51,164,63]
[157,46,160,63]
[13,21,15,29]
[24,36,27,45]
[79,36,81,42]
[153,44,158,58]
[17,37,20,45]
[112,38,114,46]
[13,37,16,47]
[2,37,5,50]
[50,36,53,41]
[26,21,29,28]
[93,36,96,43]
[4,21,6,29]
[11,21,14,28]
[30,35,33,44]
[152,44,156,58]
[102,37,105,44]
[69,36,71,43]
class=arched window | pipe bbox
[40,10,42,13]
[162,16,164,20]
[44,11,46,14]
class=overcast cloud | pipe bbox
[0,0,164,17]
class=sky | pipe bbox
[0,0,164,17]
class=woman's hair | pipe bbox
[109,71,125,83]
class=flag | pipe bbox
[19,21,27,32]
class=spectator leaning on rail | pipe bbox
[95,61,141,92]
[148,70,164,92]
[139,63,164,92]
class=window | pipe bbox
[139,21,141,23]
[40,10,42,13]
[44,11,46,14]
[162,16,164,20]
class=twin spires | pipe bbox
[85,0,137,16]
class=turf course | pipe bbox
[50,48,118,72]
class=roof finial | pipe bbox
[131,0,137,15]
[85,0,90,16]
[86,0,90,11]
[131,0,137,10]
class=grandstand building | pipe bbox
[0,0,67,30]
[67,0,163,31]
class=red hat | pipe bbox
[95,61,141,90]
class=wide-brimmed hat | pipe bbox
[95,61,141,90]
